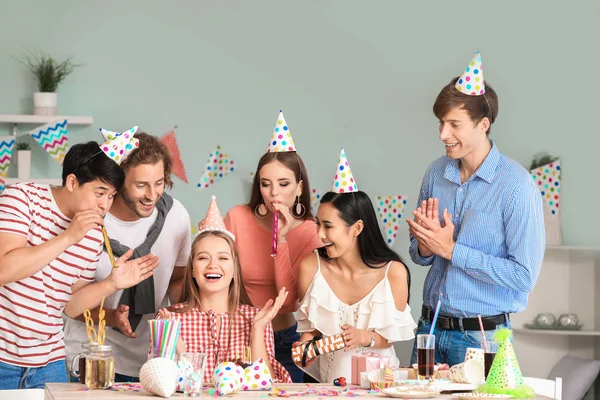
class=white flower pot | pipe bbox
[33,92,58,116]
[17,150,31,181]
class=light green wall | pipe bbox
[1,0,598,361]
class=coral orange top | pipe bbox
[224,205,322,314]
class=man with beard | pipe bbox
[64,131,191,382]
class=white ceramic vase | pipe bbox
[17,150,31,181]
[33,92,58,116]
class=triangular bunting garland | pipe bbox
[160,130,188,183]
[197,146,235,190]
[530,160,560,215]
[310,188,323,216]
[0,136,15,192]
[29,120,68,165]
[376,195,408,246]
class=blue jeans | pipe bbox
[0,360,67,389]
[410,317,512,367]
[274,323,303,383]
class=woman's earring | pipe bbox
[254,202,268,219]
[291,196,306,218]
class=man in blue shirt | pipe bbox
[407,52,545,366]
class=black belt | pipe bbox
[421,305,509,331]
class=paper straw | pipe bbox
[427,300,441,347]
[271,211,278,257]
[478,315,489,353]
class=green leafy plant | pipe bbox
[530,153,559,170]
[15,142,31,151]
[21,52,80,92]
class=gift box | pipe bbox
[291,334,346,366]
[351,352,397,385]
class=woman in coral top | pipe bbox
[224,111,322,382]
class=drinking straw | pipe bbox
[427,300,441,347]
[478,315,489,353]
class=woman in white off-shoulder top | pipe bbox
[295,191,417,383]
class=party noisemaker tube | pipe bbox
[271,211,278,257]
[101,226,118,268]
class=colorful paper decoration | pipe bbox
[376,195,408,246]
[455,51,485,96]
[476,329,534,398]
[530,160,561,215]
[98,125,140,165]
[197,146,235,189]
[266,110,297,153]
[197,195,235,240]
[29,119,68,165]
[331,148,358,193]
[310,189,323,216]
[0,136,15,192]
[160,130,188,183]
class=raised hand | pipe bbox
[272,203,295,244]
[64,211,104,244]
[108,249,159,290]
[253,287,288,331]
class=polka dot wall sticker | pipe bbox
[311,189,323,216]
[376,195,408,246]
[197,145,235,190]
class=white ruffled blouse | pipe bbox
[297,251,417,383]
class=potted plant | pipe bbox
[22,52,79,116]
[15,142,32,181]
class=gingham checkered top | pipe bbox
[170,303,292,383]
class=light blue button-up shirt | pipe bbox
[409,142,545,317]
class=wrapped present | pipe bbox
[291,334,346,367]
[351,352,398,385]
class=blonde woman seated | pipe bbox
[296,190,416,383]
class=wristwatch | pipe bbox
[367,332,375,348]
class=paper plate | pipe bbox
[382,387,441,399]
[452,394,513,399]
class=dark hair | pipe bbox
[119,131,173,188]
[62,141,125,189]
[433,77,499,135]
[247,152,313,219]
[318,191,410,300]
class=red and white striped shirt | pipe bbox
[0,183,103,367]
[169,303,292,383]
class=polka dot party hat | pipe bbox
[476,329,535,398]
[197,195,235,241]
[455,51,485,96]
[98,125,140,165]
[266,110,297,152]
[331,148,358,193]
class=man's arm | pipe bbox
[0,210,104,286]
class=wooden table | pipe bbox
[44,383,552,399]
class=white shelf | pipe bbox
[4,178,62,186]
[0,115,93,125]
[514,328,600,336]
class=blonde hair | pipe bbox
[176,231,252,314]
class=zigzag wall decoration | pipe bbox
[0,136,15,191]
[29,119,69,165]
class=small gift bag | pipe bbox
[351,352,399,385]
[291,334,346,367]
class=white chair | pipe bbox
[523,376,562,400]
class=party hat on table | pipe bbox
[266,110,297,153]
[196,195,235,241]
[476,329,534,398]
[455,51,485,96]
[330,148,358,193]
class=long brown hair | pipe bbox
[176,231,252,313]
[247,151,313,219]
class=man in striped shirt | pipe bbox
[0,141,159,389]
[407,70,545,366]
